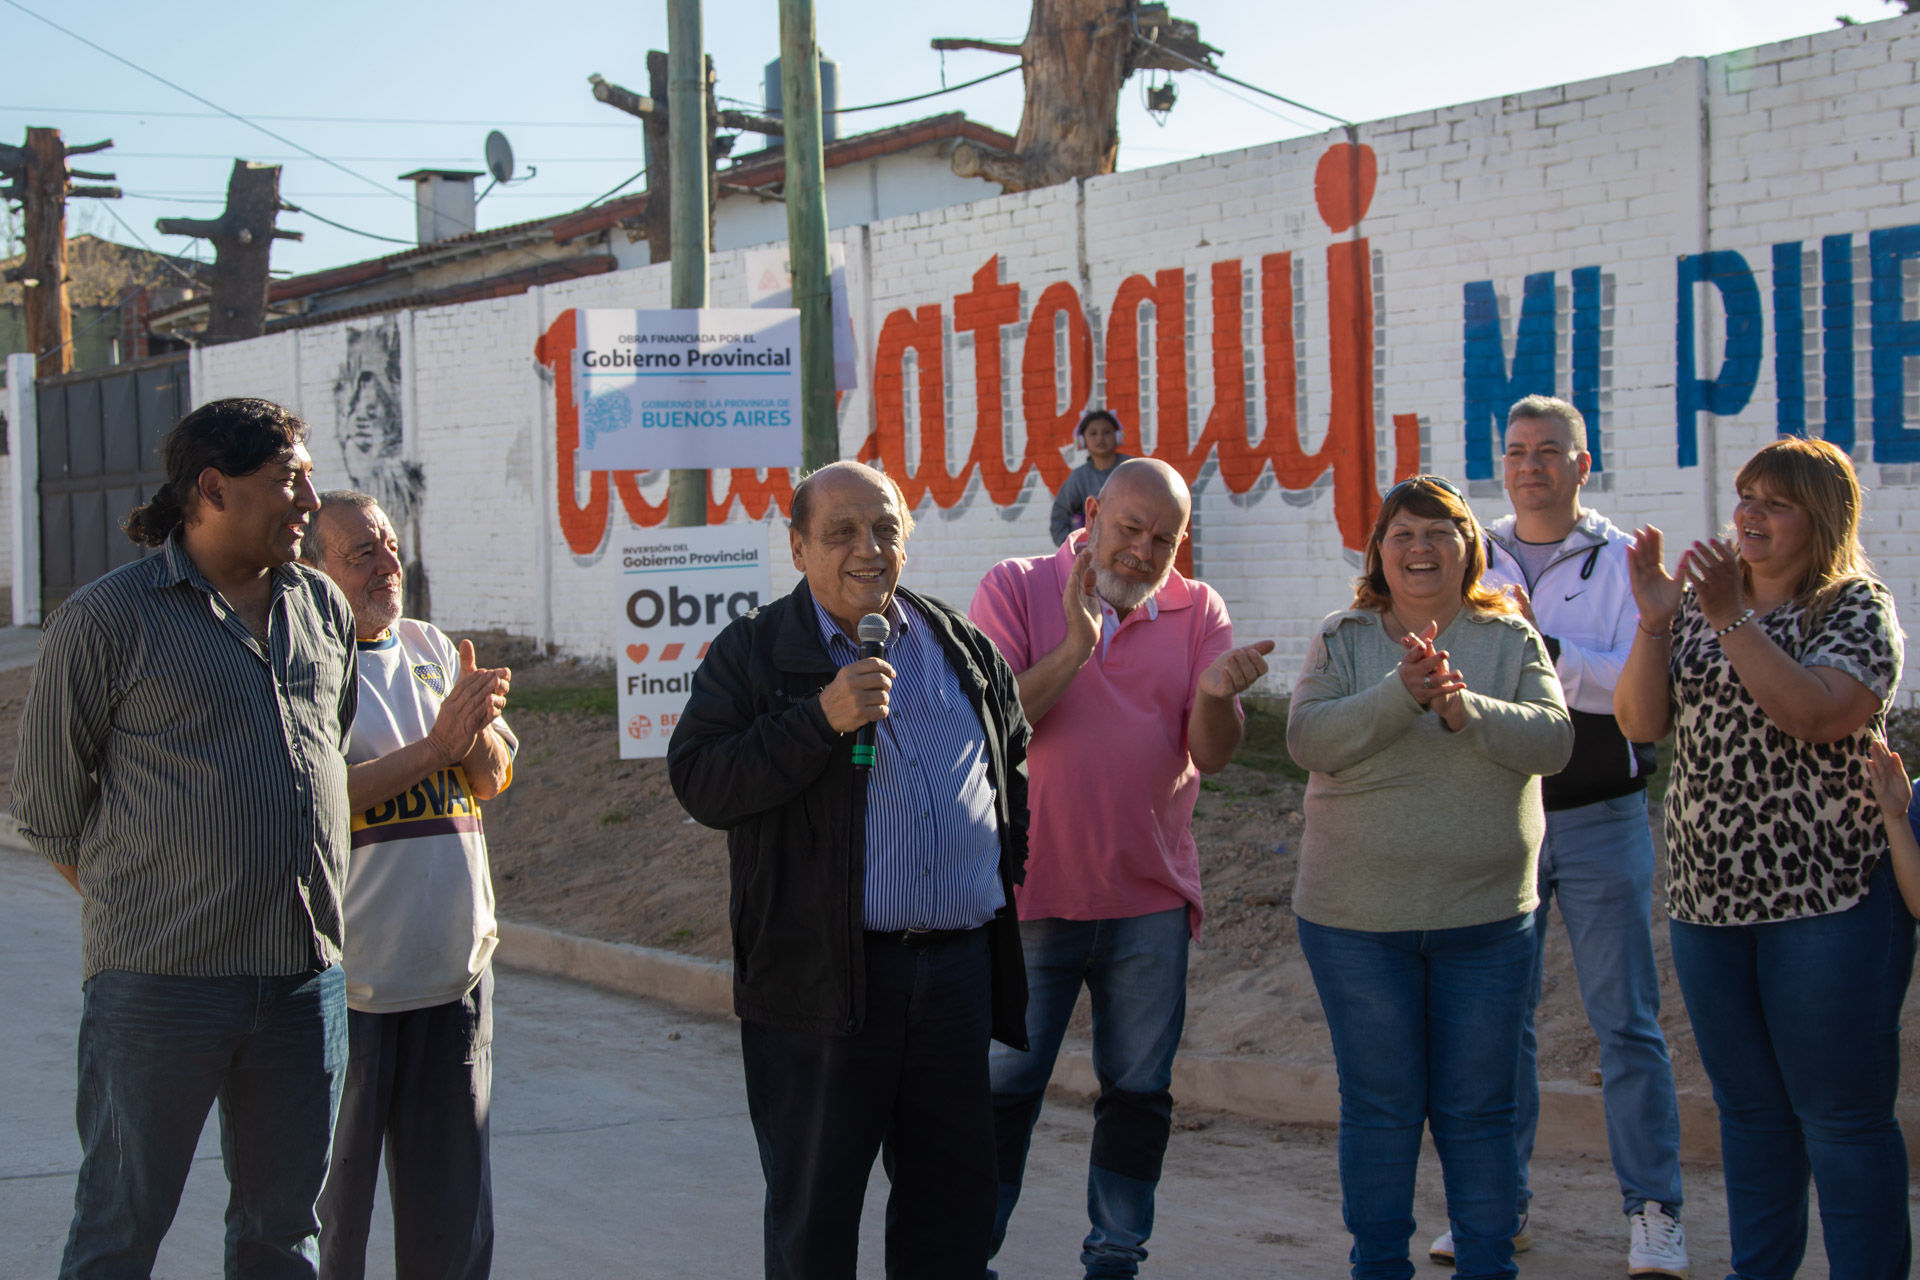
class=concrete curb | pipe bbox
[4,834,1899,1169]
[495,918,1755,1164]
[498,920,734,1015]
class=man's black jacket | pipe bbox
[667,579,1031,1049]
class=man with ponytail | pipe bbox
[14,397,359,1277]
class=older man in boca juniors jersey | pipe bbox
[303,490,514,1280]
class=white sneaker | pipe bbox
[1629,1202,1688,1277]
[1427,1212,1530,1265]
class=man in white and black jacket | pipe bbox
[1446,395,1689,1279]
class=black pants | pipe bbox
[317,969,493,1280]
[741,930,998,1280]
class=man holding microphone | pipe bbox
[669,461,1032,1280]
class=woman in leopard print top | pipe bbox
[1614,437,1912,1278]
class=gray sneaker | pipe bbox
[1628,1202,1688,1277]
[1427,1212,1531,1265]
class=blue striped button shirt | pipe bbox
[812,595,1006,931]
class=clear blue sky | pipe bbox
[0,0,1895,277]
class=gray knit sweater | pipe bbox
[1287,608,1573,932]
[1048,455,1132,546]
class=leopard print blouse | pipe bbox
[1663,577,1904,925]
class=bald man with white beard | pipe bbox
[970,459,1274,1279]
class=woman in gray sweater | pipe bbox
[1287,475,1572,1280]
[1048,409,1132,545]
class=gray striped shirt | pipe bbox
[13,533,358,980]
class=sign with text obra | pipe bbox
[573,308,802,472]
[615,524,771,759]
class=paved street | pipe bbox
[1,841,1853,1279]
[0,626,39,673]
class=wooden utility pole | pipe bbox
[590,30,791,521]
[590,55,782,263]
[155,160,303,345]
[780,0,836,472]
[0,127,121,376]
[666,0,710,527]
[933,0,1219,193]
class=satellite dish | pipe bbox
[485,131,515,184]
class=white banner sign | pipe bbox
[615,524,773,759]
[574,308,802,472]
[743,243,860,391]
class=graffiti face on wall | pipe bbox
[334,319,424,524]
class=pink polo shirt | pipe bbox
[969,531,1237,934]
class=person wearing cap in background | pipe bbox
[1050,409,1134,546]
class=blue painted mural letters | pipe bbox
[1675,251,1761,468]
[1868,225,1920,464]
[1822,235,1856,452]
[1571,266,1603,471]
[1773,242,1808,439]
[1462,272,1556,480]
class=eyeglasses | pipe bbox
[1383,474,1465,503]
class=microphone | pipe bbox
[852,612,889,770]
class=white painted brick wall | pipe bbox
[178,14,1920,701]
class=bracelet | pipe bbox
[1636,618,1671,638]
[1714,608,1757,640]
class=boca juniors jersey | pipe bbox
[343,618,515,1013]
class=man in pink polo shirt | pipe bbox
[970,458,1272,1278]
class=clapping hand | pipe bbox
[1199,640,1276,700]
[1867,737,1913,822]
[1061,548,1100,657]
[1681,537,1744,631]
[1506,583,1537,626]
[427,640,511,765]
[1397,621,1467,731]
[1626,526,1684,632]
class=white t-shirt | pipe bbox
[342,618,515,1014]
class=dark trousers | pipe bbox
[62,966,348,1280]
[740,930,998,1280]
[317,970,493,1280]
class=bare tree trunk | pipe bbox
[941,0,1133,194]
[23,128,71,376]
[157,161,299,344]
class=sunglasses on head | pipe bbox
[1383,474,1465,503]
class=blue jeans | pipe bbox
[988,907,1189,1279]
[1670,855,1915,1280]
[1517,791,1684,1217]
[61,966,349,1280]
[1298,912,1535,1280]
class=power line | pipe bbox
[103,152,641,164]
[719,62,1022,118]
[1184,71,1321,135]
[278,203,414,246]
[1129,20,1352,128]
[576,165,650,212]
[121,190,623,201]
[96,201,206,292]
[0,0,412,204]
[0,104,638,129]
